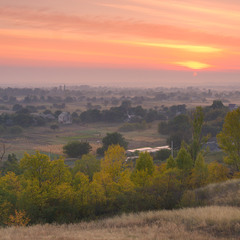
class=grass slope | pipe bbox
[1,206,240,240]
[2,179,240,240]
[182,179,240,208]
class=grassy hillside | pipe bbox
[181,179,240,207]
[0,206,240,240]
[1,179,240,240]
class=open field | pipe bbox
[0,121,167,160]
[1,206,240,240]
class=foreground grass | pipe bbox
[1,206,240,240]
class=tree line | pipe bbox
[1,106,240,226]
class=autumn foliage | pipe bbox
[0,144,233,226]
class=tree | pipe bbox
[211,100,224,109]
[20,151,51,187]
[63,141,92,158]
[72,154,100,180]
[0,142,6,167]
[156,149,171,161]
[93,145,134,202]
[207,162,229,183]
[135,152,154,175]
[188,106,208,163]
[189,153,208,188]
[1,154,21,175]
[103,132,128,150]
[176,147,193,171]
[159,114,192,150]
[100,145,127,180]
[166,155,176,169]
[217,108,240,171]
[97,132,128,155]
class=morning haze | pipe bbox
[0,0,240,239]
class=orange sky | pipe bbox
[0,0,240,86]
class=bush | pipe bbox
[156,149,171,161]
[50,124,59,130]
[63,141,92,158]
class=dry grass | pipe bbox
[194,179,240,207]
[33,144,64,155]
[1,206,240,240]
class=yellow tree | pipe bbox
[217,108,240,171]
[73,172,91,209]
[0,172,21,225]
[20,152,73,222]
[20,151,51,188]
[50,158,72,185]
[94,145,134,200]
[207,162,229,183]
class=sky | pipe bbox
[0,0,240,87]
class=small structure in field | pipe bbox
[126,145,170,156]
[58,112,72,124]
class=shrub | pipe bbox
[63,141,92,158]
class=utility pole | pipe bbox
[171,141,173,157]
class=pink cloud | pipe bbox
[0,6,239,49]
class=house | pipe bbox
[58,112,72,124]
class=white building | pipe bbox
[58,112,72,124]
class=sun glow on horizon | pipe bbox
[174,61,212,70]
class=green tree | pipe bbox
[135,152,154,175]
[72,154,100,180]
[211,100,224,109]
[131,152,155,188]
[97,132,128,155]
[189,153,208,188]
[166,155,176,169]
[176,147,193,171]
[102,132,128,150]
[1,154,21,175]
[156,149,171,161]
[188,106,207,162]
[217,108,240,171]
[159,114,191,150]
[63,141,92,158]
